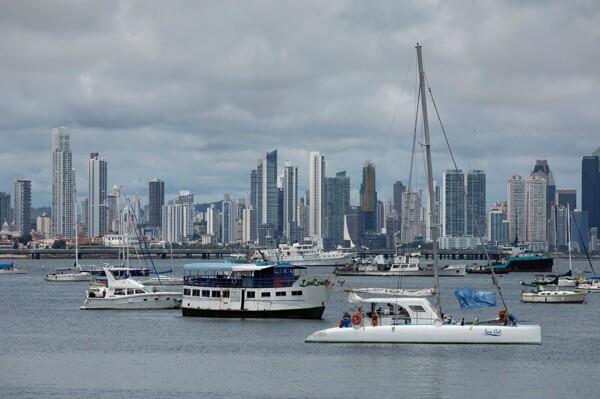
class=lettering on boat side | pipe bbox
[300,278,330,287]
[484,329,502,337]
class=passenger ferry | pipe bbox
[181,262,334,318]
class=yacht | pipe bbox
[262,242,354,267]
[80,267,182,310]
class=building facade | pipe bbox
[323,171,350,245]
[88,153,107,237]
[51,127,76,238]
[148,178,165,229]
[582,148,600,234]
[14,179,31,236]
[309,151,325,241]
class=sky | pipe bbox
[1,0,599,208]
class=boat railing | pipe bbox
[184,275,297,289]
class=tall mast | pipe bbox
[416,43,441,315]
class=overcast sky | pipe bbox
[1,1,599,208]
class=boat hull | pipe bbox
[337,266,466,277]
[502,256,553,272]
[80,293,182,310]
[521,291,588,303]
[305,324,541,344]
[182,306,325,319]
[45,274,91,282]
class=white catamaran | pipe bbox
[306,44,541,345]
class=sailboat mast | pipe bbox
[416,43,441,315]
[567,203,572,273]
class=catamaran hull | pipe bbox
[305,324,541,345]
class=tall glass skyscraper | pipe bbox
[527,173,547,242]
[51,127,75,238]
[507,174,526,243]
[309,151,324,241]
[282,161,298,243]
[88,153,107,237]
[148,178,164,229]
[14,179,31,235]
[442,169,465,237]
[359,161,377,232]
[466,170,486,236]
[324,171,350,244]
[582,148,600,233]
[0,192,11,226]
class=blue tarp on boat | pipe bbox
[0,263,14,269]
[454,287,497,311]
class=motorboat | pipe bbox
[181,261,334,318]
[262,242,354,267]
[80,267,182,310]
[336,253,465,277]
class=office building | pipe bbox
[51,127,76,238]
[466,170,486,236]
[309,151,325,241]
[527,173,547,242]
[282,161,298,243]
[176,190,194,239]
[148,178,164,229]
[323,171,350,245]
[88,153,107,237]
[582,148,600,233]
[0,192,11,226]
[442,169,465,237]
[359,161,377,231]
[14,179,31,236]
[507,174,527,243]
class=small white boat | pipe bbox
[0,263,27,274]
[140,275,184,286]
[521,286,589,303]
[45,265,91,282]
[80,267,182,310]
[261,242,355,267]
[576,279,600,293]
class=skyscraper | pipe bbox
[282,161,298,243]
[14,179,31,235]
[531,160,555,223]
[527,173,547,242]
[253,150,279,240]
[309,151,325,241]
[148,178,164,229]
[466,170,486,236]
[88,153,107,237]
[359,161,377,231]
[401,189,422,244]
[507,174,526,243]
[582,148,600,232]
[0,192,10,226]
[176,190,194,239]
[555,189,576,211]
[323,171,350,244]
[51,127,75,238]
[442,169,465,237]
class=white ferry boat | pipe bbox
[336,252,466,277]
[263,243,354,267]
[181,262,334,318]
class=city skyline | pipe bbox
[1,2,598,209]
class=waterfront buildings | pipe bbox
[88,153,107,238]
[14,179,31,236]
[51,127,76,238]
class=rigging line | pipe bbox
[425,76,509,312]
[376,47,416,179]
[570,211,596,275]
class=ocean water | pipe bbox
[1,257,598,399]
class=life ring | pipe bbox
[351,312,362,325]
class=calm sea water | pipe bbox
[1,257,598,399]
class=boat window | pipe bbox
[127,289,135,295]
[135,289,145,294]
[276,291,286,297]
[222,291,230,298]
[409,305,426,312]
[212,291,221,298]
[247,291,255,298]
[114,289,124,295]
[192,289,200,297]
[291,290,302,296]
[261,292,271,297]
[201,290,210,297]
[184,288,191,296]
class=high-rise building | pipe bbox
[323,171,350,245]
[221,194,237,244]
[282,161,298,243]
[466,170,486,236]
[0,192,10,226]
[442,169,465,237]
[176,190,194,239]
[582,148,600,233]
[14,179,31,235]
[206,204,221,243]
[488,210,508,245]
[148,178,164,229]
[401,189,422,244]
[309,151,325,241]
[531,160,556,223]
[572,209,589,251]
[36,212,51,236]
[359,161,377,231]
[555,189,576,211]
[88,153,107,237]
[527,173,547,242]
[253,150,279,239]
[162,203,184,243]
[507,174,527,243]
[51,127,76,238]
[392,180,406,241]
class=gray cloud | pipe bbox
[0,0,598,207]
